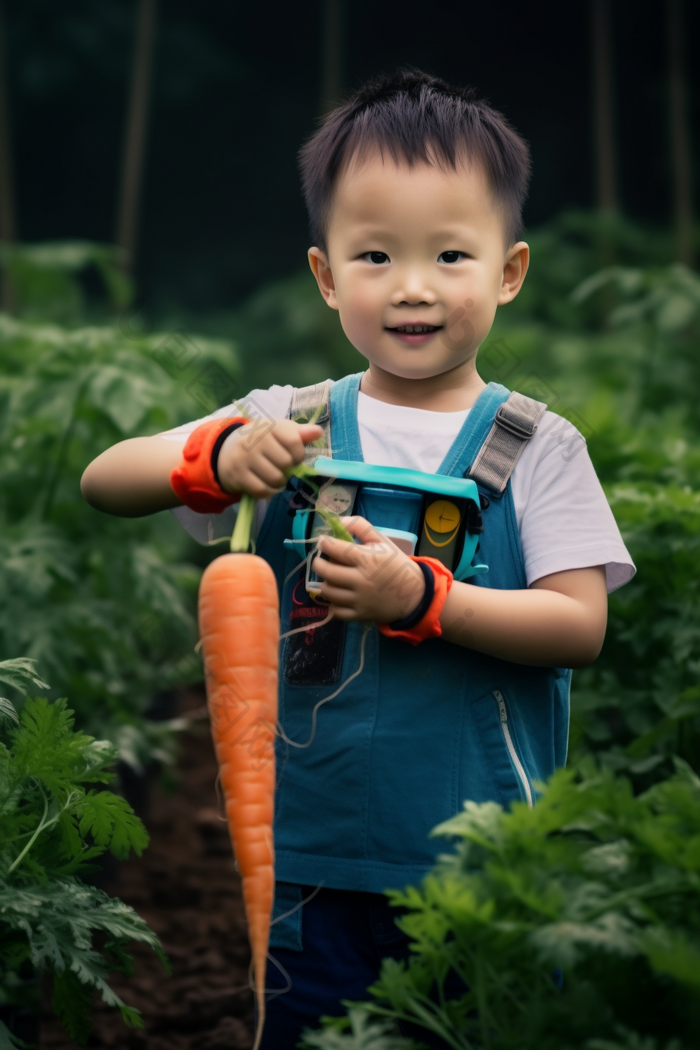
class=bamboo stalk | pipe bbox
[320,0,343,116]
[0,0,16,313]
[591,0,617,214]
[115,0,159,274]
[667,0,694,267]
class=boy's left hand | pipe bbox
[313,516,426,624]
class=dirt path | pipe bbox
[41,686,256,1050]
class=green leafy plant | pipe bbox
[0,240,133,326]
[0,658,168,1048]
[569,482,700,776]
[299,762,700,1050]
[0,300,239,752]
[299,1007,418,1049]
[4,218,700,1048]
[170,266,362,394]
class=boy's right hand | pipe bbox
[217,419,324,500]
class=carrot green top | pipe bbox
[229,463,354,555]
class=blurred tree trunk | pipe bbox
[0,0,16,313]
[321,0,343,116]
[667,0,694,267]
[591,0,617,214]
[591,0,618,299]
[115,0,158,275]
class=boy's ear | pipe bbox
[308,247,338,310]
[498,242,529,305]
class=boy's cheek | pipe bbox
[335,285,381,332]
[336,312,373,352]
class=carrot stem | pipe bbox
[227,462,354,555]
[313,503,355,543]
[230,493,256,553]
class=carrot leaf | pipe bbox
[1,681,168,1046]
[76,791,149,860]
[226,460,355,552]
[313,504,355,543]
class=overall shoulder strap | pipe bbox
[468,390,548,495]
[289,379,334,464]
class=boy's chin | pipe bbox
[363,353,475,382]
[365,365,468,390]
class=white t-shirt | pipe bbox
[159,380,636,594]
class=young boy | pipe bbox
[82,68,636,1047]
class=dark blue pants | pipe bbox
[254,883,468,1049]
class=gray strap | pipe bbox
[468,391,547,494]
[290,379,334,465]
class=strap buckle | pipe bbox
[494,403,538,439]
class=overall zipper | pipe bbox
[493,690,533,808]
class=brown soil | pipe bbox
[40,686,256,1050]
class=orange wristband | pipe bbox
[170,416,250,514]
[378,556,454,646]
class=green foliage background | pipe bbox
[0,244,242,760]
[0,659,168,1048]
[1,211,700,1048]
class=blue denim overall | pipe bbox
[252,372,571,1047]
[254,371,572,895]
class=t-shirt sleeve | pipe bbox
[511,411,636,594]
[157,384,295,546]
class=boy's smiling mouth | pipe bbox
[388,324,441,333]
[386,322,443,345]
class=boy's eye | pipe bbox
[362,251,390,265]
[438,251,467,264]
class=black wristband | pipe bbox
[387,560,435,631]
[210,422,246,489]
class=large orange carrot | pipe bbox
[197,451,349,1048]
[198,493,279,1050]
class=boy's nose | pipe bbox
[390,273,437,307]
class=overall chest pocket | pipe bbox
[356,485,423,536]
[281,558,347,688]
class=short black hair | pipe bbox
[298,66,531,252]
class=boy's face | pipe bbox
[308,149,528,393]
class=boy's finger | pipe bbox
[298,422,324,443]
[249,459,287,492]
[339,515,388,546]
[314,559,357,589]
[298,424,325,454]
[237,416,276,452]
[262,442,295,472]
[317,535,359,565]
[274,421,323,459]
